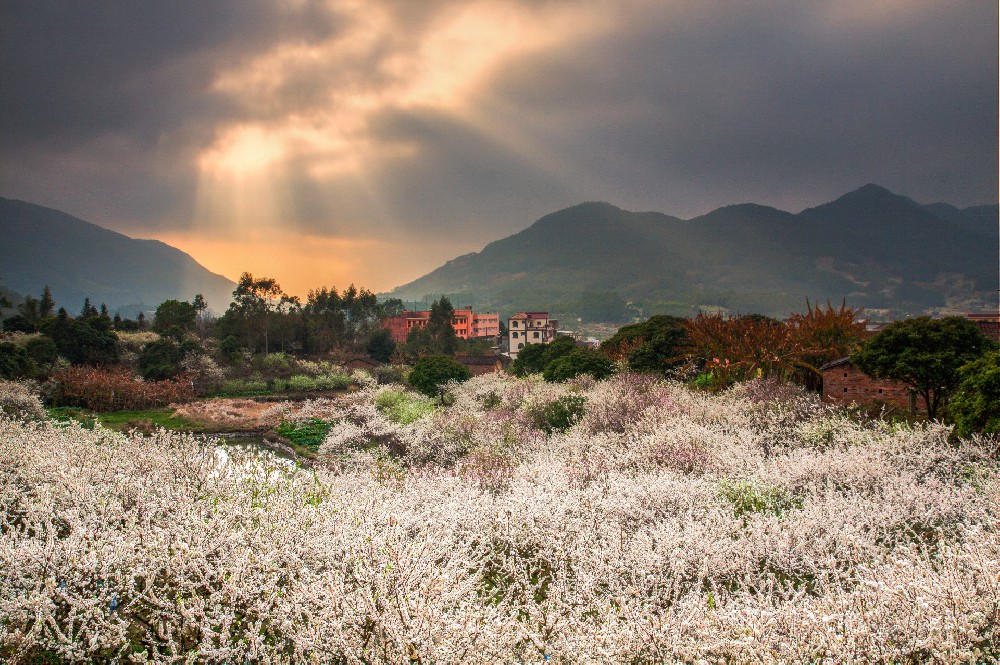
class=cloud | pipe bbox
[0,0,995,291]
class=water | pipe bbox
[204,433,298,468]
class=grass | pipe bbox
[275,418,336,452]
[47,406,204,432]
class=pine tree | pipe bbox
[39,285,55,318]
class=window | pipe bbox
[843,388,848,393]
[878,388,883,394]
[532,332,539,339]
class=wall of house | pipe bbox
[822,364,918,413]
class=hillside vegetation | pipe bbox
[390,184,998,320]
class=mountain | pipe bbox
[389,185,998,320]
[0,197,236,314]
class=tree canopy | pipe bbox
[852,316,994,419]
[408,355,471,396]
[949,350,1000,436]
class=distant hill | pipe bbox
[388,185,998,320]
[0,197,236,314]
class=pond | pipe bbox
[202,433,298,467]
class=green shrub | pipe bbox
[719,479,803,517]
[256,352,294,379]
[219,379,270,396]
[375,389,436,424]
[316,372,352,390]
[542,349,614,382]
[0,342,31,379]
[287,374,318,392]
[529,395,587,434]
[276,418,335,451]
[408,355,471,397]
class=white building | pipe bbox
[507,311,558,358]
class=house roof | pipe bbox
[972,320,1000,341]
[819,357,852,371]
[510,312,549,320]
[455,354,502,366]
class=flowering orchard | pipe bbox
[1,374,998,662]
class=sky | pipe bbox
[1,0,996,298]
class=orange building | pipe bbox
[383,309,500,344]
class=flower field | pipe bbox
[1,374,998,662]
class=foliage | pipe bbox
[542,348,615,382]
[2,314,36,333]
[178,353,225,395]
[137,338,197,381]
[151,299,197,333]
[23,335,59,371]
[217,379,271,397]
[601,314,688,374]
[374,389,436,424]
[680,302,866,389]
[511,335,576,377]
[408,354,472,396]
[366,327,396,363]
[719,479,804,517]
[52,366,195,411]
[949,350,1000,436]
[40,314,119,366]
[852,316,994,419]
[0,342,31,379]
[403,297,459,356]
[528,394,587,433]
[276,418,336,451]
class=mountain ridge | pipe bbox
[389,184,998,320]
[0,197,236,313]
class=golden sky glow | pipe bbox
[3,0,995,303]
[186,0,612,295]
[156,228,473,299]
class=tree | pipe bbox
[408,355,471,396]
[0,343,30,379]
[366,328,396,363]
[153,299,197,334]
[138,338,194,381]
[18,296,40,324]
[228,273,285,353]
[949,350,1000,437]
[192,294,209,336]
[2,315,36,333]
[43,318,119,366]
[426,297,457,355]
[511,335,576,377]
[39,285,55,318]
[852,317,994,419]
[602,315,688,374]
[543,348,615,382]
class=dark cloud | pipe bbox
[0,0,995,251]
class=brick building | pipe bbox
[383,309,500,344]
[455,354,505,376]
[966,312,1000,342]
[820,357,919,413]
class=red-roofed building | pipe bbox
[966,312,1000,342]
